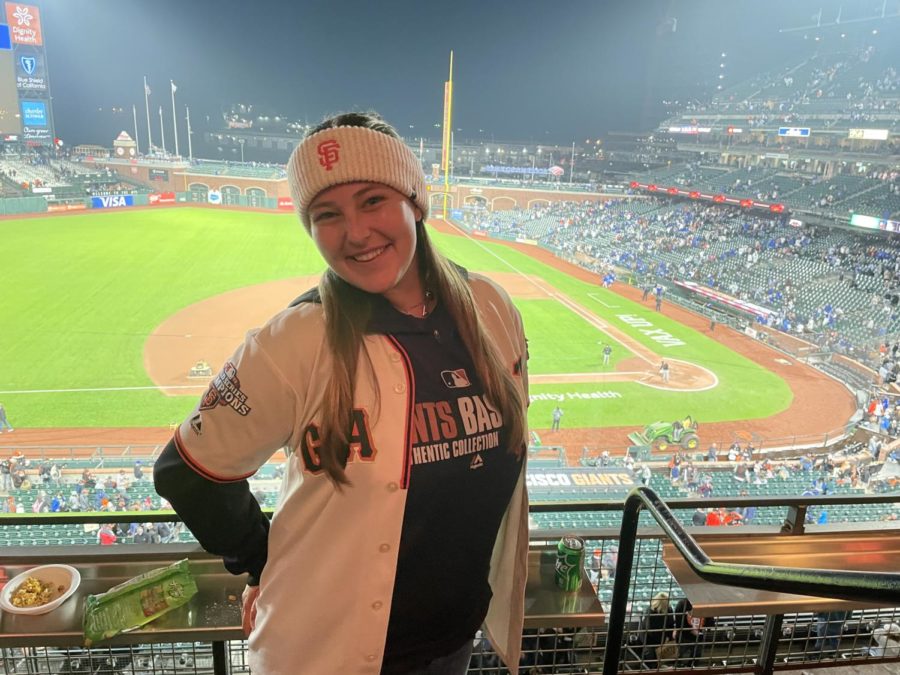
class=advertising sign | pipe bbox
[207,190,222,205]
[778,127,811,137]
[675,280,774,319]
[14,47,44,90]
[525,467,635,496]
[22,125,49,141]
[667,125,712,134]
[47,202,86,212]
[91,194,134,209]
[481,165,551,175]
[148,192,176,205]
[20,99,45,126]
[277,196,293,210]
[5,3,43,46]
[850,214,900,232]
[148,168,169,181]
[848,128,889,141]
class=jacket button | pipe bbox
[393,383,406,394]
[379,543,390,553]
[387,482,398,492]
[366,654,377,662]
[390,352,401,362]
[371,601,383,610]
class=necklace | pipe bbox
[398,289,435,317]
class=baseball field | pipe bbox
[1,206,854,450]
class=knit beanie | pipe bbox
[287,125,428,228]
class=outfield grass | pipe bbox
[0,208,791,429]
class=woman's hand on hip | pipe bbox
[241,584,260,637]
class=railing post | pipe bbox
[781,505,807,535]
[603,491,642,675]
[756,613,784,675]
[212,640,230,675]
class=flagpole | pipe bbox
[143,76,152,152]
[170,81,179,157]
[441,50,454,221]
[185,105,193,162]
[159,106,166,154]
[570,140,575,184]
[132,104,140,155]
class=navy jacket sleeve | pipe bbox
[153,437,270,585]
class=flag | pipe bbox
[171,81,177,94]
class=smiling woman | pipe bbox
[307,182,425,310]
[153,111,531,675]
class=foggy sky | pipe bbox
[38,0,900,147]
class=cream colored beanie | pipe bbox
[287,125,428,228]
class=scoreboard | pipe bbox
[0,3,52,144]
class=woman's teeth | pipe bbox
[353,246,387,262]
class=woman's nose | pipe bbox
[344,211,371,243]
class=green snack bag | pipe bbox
[83,558,198,645]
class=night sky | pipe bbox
[37,0,900,147]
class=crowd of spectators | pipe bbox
[463,194,900,361]
[0,455,187,546]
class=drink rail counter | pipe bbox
[0,546,603,648]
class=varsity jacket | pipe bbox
[154,272,530,674]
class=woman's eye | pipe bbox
[312,211,337,223]
[364,195,385,207]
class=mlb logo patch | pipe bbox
[441,369,471,389]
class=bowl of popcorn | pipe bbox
[0,565,80,615]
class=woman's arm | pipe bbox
[154,437,270,584]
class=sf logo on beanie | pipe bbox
[317,140,340,171]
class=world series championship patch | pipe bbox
[199,362,252,416]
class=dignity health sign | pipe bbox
[5,3,42,46]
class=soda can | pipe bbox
[555,536,584,592]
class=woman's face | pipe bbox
[308,181,423,304]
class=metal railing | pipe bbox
[2,493,900,673]
[603,486,900,675]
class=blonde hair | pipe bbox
[650,592,670,613]
[298,113,526,486]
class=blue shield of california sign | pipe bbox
[20,56,35,75]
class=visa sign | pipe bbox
[91,194,134,209]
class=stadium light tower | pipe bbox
[239,138,245,163]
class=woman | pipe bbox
[640,591,675,669]
[154,112,530,674]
